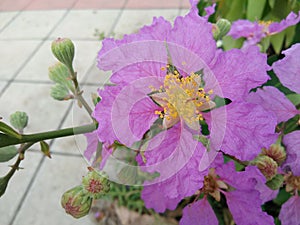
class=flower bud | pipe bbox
[61,185,92,219]
[261,143,286,165]
[284,172,300,193]
[216,19,231,39]
[9,111,28,132]
[212,24,221,40]
[82,168,110,199]
[50,84,73,101]
[51,38,75,72]
[266,174,284,190]
[48,63,74,90]
[255,155,278,180]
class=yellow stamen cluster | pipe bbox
[150,67,214,129]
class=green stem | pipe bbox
[0,123,96,148]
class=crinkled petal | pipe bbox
[208,102,278,161]
[203,3,216,20]
[94,77,163,147]
[180,198,218,225]
[84,131,99,161]
[279,195,300,225]
[273,43,300,93]
[228,20,262,39]
[247,86,299,123]
[97,17,171,73]
[269,11,300,34]
[167,10,216,71]
[225,190,274,225]
[216,163,274,224]
[93,85,121,144]
[283,131,300,176]
[208,46,270,101]
[138,124,207,212]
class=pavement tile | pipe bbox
[26,0,77,10]
[113,9,179,35]
[0,81,7,93]
[0,151,43,225]
[50,10,120,40]
[0,11,18,31]
[0,10,66,39]
[12,154,94,225]
[74,0,126,9]
[16,40,100,82]
[0,0,32,11]
[83,61,111,85]
[181,0,191,8]
[126,0,181,9]
[0,82,70,133]
[0,40,41,80]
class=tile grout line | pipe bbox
[0,0,35,34]
[8,0,83,224]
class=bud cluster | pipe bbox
[61,168,110,219]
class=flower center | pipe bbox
[150,66,215,129]
[87,179,103,194]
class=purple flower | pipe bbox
[279,195,300,225]
[93,8,278,213]
[273,43,300,94]
[247,86,299,123]
[180,162,274,225]
[283,131,300,176]
[228,11,300,47]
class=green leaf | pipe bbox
[268,0,276,9]
[222,35,244,50]
[0,146,18,162]
[285,25,296,48]
[270,31,286,54]
[273,188,291,205]
[0,122,21,139]
[287,93,300,106]
[40,141,51,158]
[247,0,267,20]
[0,133,20,148]
[225,0,246,21]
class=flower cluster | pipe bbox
[83,3,300,225]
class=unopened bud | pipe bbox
[261,144,286,165]
[9,111,28,132]
[212,24,221,40]
[284,172,300,193]
[48,63,73,90]
[61,185,92,219]
[50,84,73,101]
[82,168,110,199]
[266,174,284,190]
[255,155,278,180]
[51,38,75,72]
[216,19,231,39]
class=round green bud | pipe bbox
[82,168,110,199]
[51,38,75,71]
[61,185,92,219]
[215,19,231,40]
[9,111,28,131]
[50,83,73,101]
